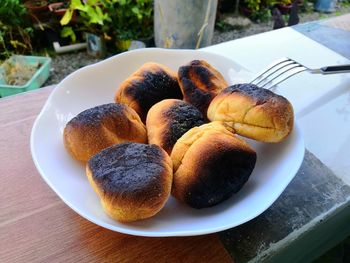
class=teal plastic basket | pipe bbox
[0,55,51,98]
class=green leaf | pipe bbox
[86,0,99,5]
[86,6,105,25]
[95,5,104,17]
[131,6,142,19]
[131,6,140,14]
[71,0,86,11]
[61,27,77,43]
[10,40,26,49]
[60,9,73,25]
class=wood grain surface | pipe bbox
[0,87,233,263]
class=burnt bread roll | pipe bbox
[207,83,294,143]
[114,62,182,122]
[178,60,228,117]
[146,99,205,154]
[170,122,256,209]
[64,103,147,162]
[86,143,173,222]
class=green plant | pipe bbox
[0,0,34,59]
[105,0,153,40]
[243,0,291,21]
[250,8,272,22]
[215,20,233,32]
[300,0,315,13]
[60,0,153,44]
[244,0,262,13]
[61,0,111,38]
[340,0,350,7]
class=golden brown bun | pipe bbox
[146,99,205,154]
[114,62,182,122]
[207,83,294,143]
[178,60,228,117]
[170,122,256,209]
[63,103,147,162]
[86,143,173,222]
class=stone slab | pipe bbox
[293,17,350,60]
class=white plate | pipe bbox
[30,48,305,237]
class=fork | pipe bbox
[250,57,350,90]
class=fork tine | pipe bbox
[250,57,293,84]
[259,64,305,88]
[264,66,308,90]
[254,61,299,86]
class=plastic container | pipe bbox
[0,55,51,98]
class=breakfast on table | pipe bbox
[63,59,294,222]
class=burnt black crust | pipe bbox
[193,65,216,91]
[188,60,216,91]
[188,60,202,67]
[88,143,167,198]
[68,103,126,127]
[162,101,205,151]
[184,147,256,209]
[178,66,214,115]
[223,83,286,105]
[124,69,182,121]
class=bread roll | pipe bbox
[114,62,182,122]
[171,122,256,209]
[63,103,147,162]
[146,99,205,154]
[207,83,294,143]
[178,60,228,117]
[86,143,173,222]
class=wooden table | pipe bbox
[0,87,232,263]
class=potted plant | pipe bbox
[103,0,154,51]
[60,0,111,57]
[275,1,291,14]
[0,55,51,97]
[0,0,35,60]
[60,0,154,54]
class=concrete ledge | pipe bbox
[219,150,350,263]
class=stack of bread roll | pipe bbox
[63,59,294,223]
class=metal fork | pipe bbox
[250,57,350,89]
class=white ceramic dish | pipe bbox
[30,48,304,237]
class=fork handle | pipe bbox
[320,64,350,74]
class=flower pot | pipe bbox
[154,0,218,49]
[24,0,48,12]
[24,0,50,23]
[0,55,51,98]
[277,0,303,15]
[276,4,293,14]
[48,2,68,16]
[115,39,132,51]
[48,1,77,22]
